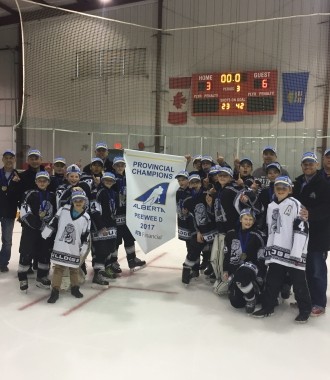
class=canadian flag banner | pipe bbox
[168,77,191,125]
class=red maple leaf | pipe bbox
[172,92,187,109]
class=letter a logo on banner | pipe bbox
[124,150,186,254]
[135,183,169,206]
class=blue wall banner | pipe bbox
[124,149,186,254]
[282,72,309,122]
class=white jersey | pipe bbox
[42,204,91,268]
[265,196,308,270]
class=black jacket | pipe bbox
[293,171,330,251]
[18,165,46,205]
[0,168,21,219]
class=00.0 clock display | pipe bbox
[220,73,242,83]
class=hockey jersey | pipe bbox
[113,173,127,226]
[56,181,91,210]
[176,186,193,241]
[20,189,56,230]
[42,204,91,268]
[265,196,309,270]
[223,227,266,277]
[90,185,118,241]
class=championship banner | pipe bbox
[281,72,309,122]
[124,149,186,254]
[168,77,191,125]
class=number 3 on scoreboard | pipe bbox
[206,81,212,91]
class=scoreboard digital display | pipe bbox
[192,70,277,116]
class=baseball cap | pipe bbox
[192,154,202,163]
[95,142,108,150]
[218,167,234,177]
[324,148,330,156]
[113,156,126,165]
[240,208,256,220]
[266,162,281,172]
[201,155,213,163]
[28,149,41,157]
[262,146,277,154]
[239,158,253,166]
[53,157,66,165]
[71,189,87,202]
[301,152,318,163]
[66,164,81,175]
[102,172,117,181]
[175,170,189,179]
[91,157,104,165]
[35,171,50,181]
[188,174,201,182]
[3,149,15,156]
[209,165,221,176]
[274,176,293,187]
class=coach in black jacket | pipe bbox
[293,152,330,317]
[0,150,21,271]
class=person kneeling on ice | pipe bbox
[222,208,266,314]
[42,189,91,304]
[252,176,312,323]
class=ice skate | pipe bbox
[252,308,274,318]
[109,261,122,274]
[92,271,109,289]
[295,312,309,324]
[182,265,199,286]
[20,280,28,292]
[47,289,59,304]
[245,297,256,314]
[128,257,146,272]
[99,269,116,282]
[104,266,118,279]
[36,277,51,289]
[71,286,83,298]
[203,263,214,278]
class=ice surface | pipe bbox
[0,222,329,380]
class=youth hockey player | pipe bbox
[223,208,266,314]
[109,157,146,274]
[181,174,217,285]
[18,171,56,291]
[42,189,91,303]
[48,157,66,193]
[252,176,312,323]
[90,172,118,288]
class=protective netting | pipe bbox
[14,0,330,177]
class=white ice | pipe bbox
[0,222,329,380]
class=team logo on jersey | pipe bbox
[59,223,76,245]
[135,183,169,206]
[284,205,292,216]
[309,192,316,199]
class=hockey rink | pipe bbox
[1,221,329,380]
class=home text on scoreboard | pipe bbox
[191,70,277,116]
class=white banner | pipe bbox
[124,149,186,254]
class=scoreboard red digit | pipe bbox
[191,70,277,116]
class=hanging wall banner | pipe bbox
[282,72,309,122]
[124,149,186,254]
[168,77,191,124]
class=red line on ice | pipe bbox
[18,295,49,310]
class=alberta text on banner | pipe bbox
[124,149,186,254]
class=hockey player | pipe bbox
[181,174,217,285]
[110,156,146,273]
[90,172,118,288]
[223,208,266,314]
[18,171,56,291]
[234,158,255,188]
[56,164,91,209]
[80,157,104,191]
[42,189,91,303]
[48,157,66,193]
[83,141,113,174]
[252,176,312,323]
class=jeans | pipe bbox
[306,251,328,309]
[0,217,15,267]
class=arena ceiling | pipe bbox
[0,0,146,26]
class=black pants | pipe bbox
[263,263,311,314]
[92,238,117,270]
[184,235,206,267]
[18,227,52,280]
[116,224,135,250]
[228,266,258,309]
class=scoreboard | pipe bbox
[191,70,277,116]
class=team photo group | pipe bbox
[0,142,329,324]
